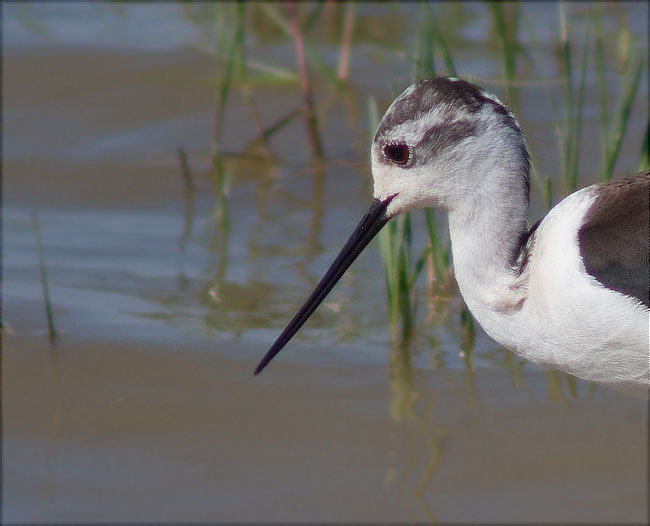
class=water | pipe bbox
[3,3,648,523]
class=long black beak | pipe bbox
[254,195,395,375]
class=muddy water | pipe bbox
[5,337,648,523]
[3,3,648,523]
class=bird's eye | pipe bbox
[384,143,410,165]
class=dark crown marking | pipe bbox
[375,77,520,140]
[374,77,531,199]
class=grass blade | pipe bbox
[414,1,435,82]
[559,2,573,192]
[247,109,301,149]
[638,121,649,172]
[601,58,643,180]
[302,1,325,33]
[558,5,590,193]
[594,5,608,127]
[426,2,456,77]
[178,146,195,193]
[32,212,56,342]
[367,95,379,146]
[424,209,451,287]
[568,19,590,191]
[488,1,519,102]
[177,146,196,249]
[213,3,246,159]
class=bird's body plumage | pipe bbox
[452,175,649,389]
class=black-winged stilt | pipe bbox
[255,77,650,393]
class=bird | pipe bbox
[254,76,650,394]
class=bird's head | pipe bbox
[371,77,530,218]
[254,77,531,375]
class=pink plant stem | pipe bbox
[338,4,355,80]
[287,0,324,158]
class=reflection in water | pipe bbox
[388,339,417,424]
[460,301,478,410]
[177,146,196,253]
[205,146,232,308]
[383,292,598,522]
[303,161,326,269]
[205,216,229,316]
[491,347,533,396]
[211,154,230,232]
[387,337,447,524]
[241,83,274,158]
[33,348,63,522]
[545,370,588,404]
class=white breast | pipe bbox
[500,187,649,389]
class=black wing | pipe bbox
[578,171,650,308]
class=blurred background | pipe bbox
[3,2,648,523]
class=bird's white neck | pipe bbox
[447,172,530,316]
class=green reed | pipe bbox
[376,2,479,374]
[213,3,245,158]
[558,2,590,194]
[639,122,649,172]
[210,3,247,230]
[557,5,644,190]
[594,7,644,181]
[177,146,196,250]
[488,1,521,103]
[377,1,438,341]
[420,2,456,296]
[369,97,414,340]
